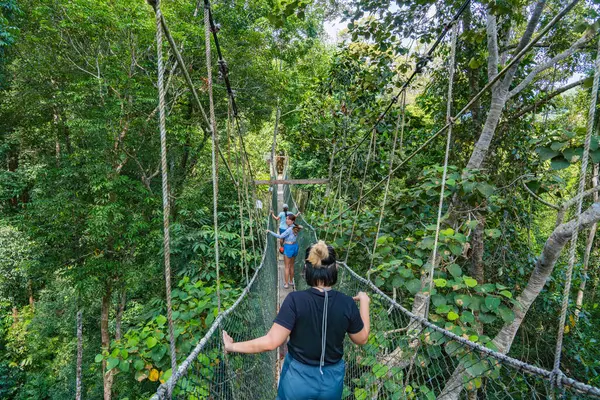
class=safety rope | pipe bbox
[344,128,376,263]
[551,33,600,385]
[338,0,472,167]
[204,2,221,313]
[327,0,581,226]
[151,0,177,396]
[424,22,458,318]
[369,90,406,271]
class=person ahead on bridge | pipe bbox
[266,214,301,288]
[271,203,301,251]
[222,241,371,400]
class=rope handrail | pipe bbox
[152,195,275,399]
[292,189,600,398]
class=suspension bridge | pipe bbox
[145,0,600,398]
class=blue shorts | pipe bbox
[283,243,299,258]
[279,228,287,234]
[277,353,345,400]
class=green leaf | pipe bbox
[485,296,501,309]
[591,149,600,163]
[107,357,120,371]
[434,278,447,288]
[498,305,515,323]
[463,276,478,288]
[550,156,570,170]
[476,183,495,197]
[156,315,167,326]
[432,294,447,307]
[499,290,512,298]
[550,141,567,151]
[121,349,129,360]
[447,311,459,321]
[95,354,103,363]
[146,337,158,349]
[406,279,422,295]
[373,364,389,378]
[449,243,463,256]
[134,360,145,371]
[448,264,462,277]
[478,313,496,324]
[563,147,583,162]
[461,311,475,323]
[536,147,559,161]
[119,360,130,372]
[484,229,501,238]
[440,228,454,236]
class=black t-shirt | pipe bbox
[274,288,364,366]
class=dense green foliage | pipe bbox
[2,0,600,398]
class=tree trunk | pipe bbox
[28,279,34,309]
[575,163,599,320]
[115,290,126,341]
[438,201,600,399]
[12,307,18,326]
[76,309,83,400]
[101,287,113,400]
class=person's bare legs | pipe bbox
[283,255,290,288]
[289,257,295,286]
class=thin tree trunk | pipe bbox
[76,309,83,400]
[115,290,126,341]
[12,307,18,326]
[438,200,600,399]
[575,163,599,320]
[28,279,34,309]
[101,287,113,400]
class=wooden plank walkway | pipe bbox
[276,174,293,379]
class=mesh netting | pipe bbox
[287,185,600,400]
[153,184,600,399]
[152,187,279,400]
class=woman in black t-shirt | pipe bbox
[222,240,371,400]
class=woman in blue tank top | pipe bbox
[267,214,301,288]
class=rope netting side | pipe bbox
[289,187,600,399]
[152,188,279,399]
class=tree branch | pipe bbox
[506,77,587,122]
[486,10,499,82]
[522,181,560,210]
[508,32,593,99]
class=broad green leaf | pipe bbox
[535,147,559,161]
[156,315,167,326]
[440,228,454,236]
[94,354,103,363]
[461,311,475,323]
[146,337,158,349]
[550,156,570,170]
[484,229,501,238]
[134,360,145,371]
[498,305,515,323]
[448,264,462,277]
[447,311,459,321]
[485,296,501,309]
[119,360,130,372]
[107,357,119,371]
[476,183,495,197]
[432,294,447,307]
[406,279,422,294]
[463,276,478,288]
[373,364,389,378]
[499,290,512,298]
[434,278,447,287]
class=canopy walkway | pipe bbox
[149,183,600,399]
[144,0,600,398]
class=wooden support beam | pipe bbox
[254,179,329,185]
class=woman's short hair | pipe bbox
[304,240,337,287]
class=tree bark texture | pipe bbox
[76,309,83,400]
[101,287,113,400]
[438,201,600,400]
[575,163,599,320]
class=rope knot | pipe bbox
[415,56,432,73]
[211,23,221,34]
